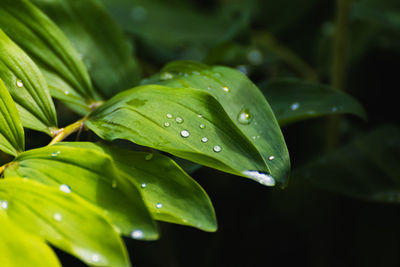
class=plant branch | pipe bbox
[48,118,86,146]
[327,0,352,151]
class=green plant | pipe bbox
[1,0,398,266]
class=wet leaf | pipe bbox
[144,61,290,186]
[0,179,130,266]
[0,79,24,156]
[65,142,217,231]
[32,0,141,98]
[4,143,158,240]
[0,30,57,134]
[85,84,284,186]
[260,78,367,126]
[0,0,97,114]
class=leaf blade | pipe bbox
[0,29,57,134]
[0,79,24,156]
[0,178,130,266]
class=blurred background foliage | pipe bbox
[2,0,399,266]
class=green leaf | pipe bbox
[31,0,141,98]
[4,143,158,240]
[0,211,61,267]
[260,78,367,126]
[0,178,130,266]
[64,142,217,231]
[144,61,290,186]
[0,79,24,156]
[86,84,286,186]
[0,0,98,114]
[294,125,400,203]
[100,0,252,61]
[0,30,57,134]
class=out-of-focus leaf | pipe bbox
[0,30,57,134]
[85,84,284,186]
[295,125,400,203]
[260,78,367,126]
[100,0,252,62]
[0,179,130,266]
[0,0,98,114]
[32,0,141,98]
[144,61,290,186]
[0,79,24,156]
[65,142,216,231]
[0,211,61,267]
[4,143,158,240]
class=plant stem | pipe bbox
[48,119,86,146]
[326,0,352,150]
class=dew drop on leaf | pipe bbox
[175,117,184,124]
[141,183,147,189]
[291,102,300,110]
[242,170,275,186]
[16,80,24,88]
[64,91,70,95]
[145,153,153,160]
[0,200,8,210]
[51,151,61,157]
[166,114,173,119]
[131,230,144,239]
[53,213,62,221]
[213,145,222,153]
[59,184,71,193]
[201,137,208,143]
[199,124,205,129]
[180,130,190,138]
[160,72,174,80]
[164,122,170,127]
[222,86,230,92]
[237,108,252,125]
[156,203,163,209]
[268,155,275,161]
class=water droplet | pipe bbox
[201,137,208,143]
[166,114,173,119]
[180,130,190,138]
[291,102,300,110]
[268,155,275,161]
[131,6,147,21]
[243,170,275,186]
[145,153,153,160]
[236,65,248,75]
[198,114,203,118]
[16,80,24,88]
[175,117,184,124]
[237,108,252,125]
[131,230,144,239]
[164,122,170,127]
[213,146,222,153]
[207,86,212,90]
[59,184,71,193]
[156,203,163,209]
[91,254,100,263]
[199,124,205,129]
[64,91,70,95]
[141,183,147,189]
[1,200,8,210]
[51,151,61,157]
[53,213,62,221]
[222,86,230,92]
[160,72,174,80]
[247,49,263,65]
